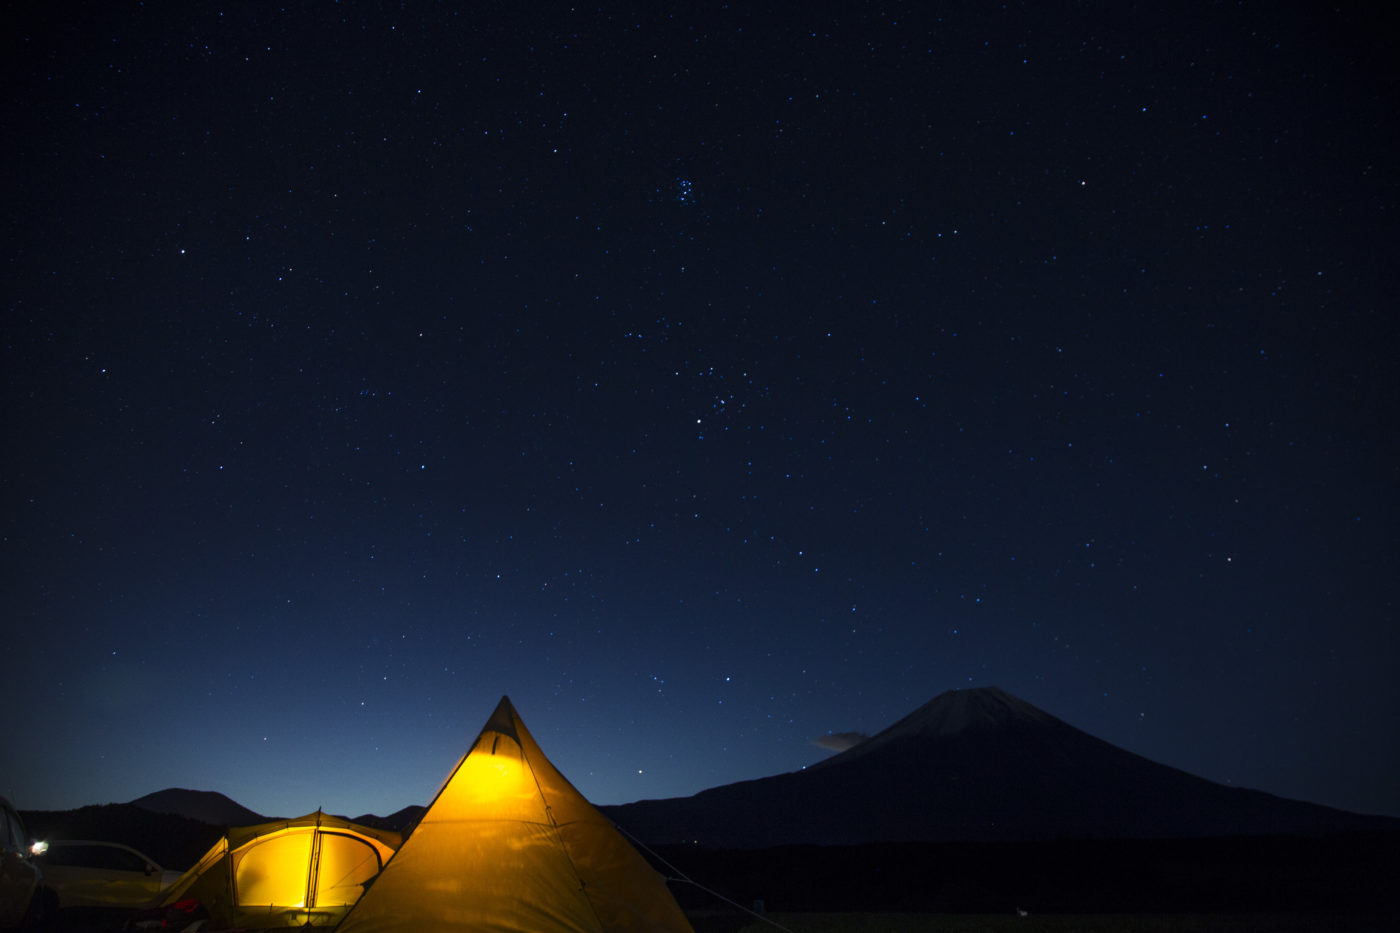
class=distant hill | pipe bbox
[128,788,266,827]
[353,804,426,835]
[603,686,1400,848]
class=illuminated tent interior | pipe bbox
[336,695,694,933]
[158,812,400,928]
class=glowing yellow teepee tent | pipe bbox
[336,696,694,933]
[158,812,400,928]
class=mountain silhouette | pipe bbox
[603,686,1399,848]
[128,788,266,827]
[352,805,426,834]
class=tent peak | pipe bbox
[479,695,522,745]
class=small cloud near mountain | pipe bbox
[812,731,869,752]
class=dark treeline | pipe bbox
[21,806,222,872]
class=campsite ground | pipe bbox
[697,912,1390,933]
[39,909,1391,933]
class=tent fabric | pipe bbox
[336,696,694,933]
[159,813,400,928]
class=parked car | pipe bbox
[0,797,55,930]
[37,841,181,910]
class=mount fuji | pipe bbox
[602,686,1398,848]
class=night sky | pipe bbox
[5,2,1397,824]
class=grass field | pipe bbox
[691,912,1392,933]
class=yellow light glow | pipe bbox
[459,749,525,794]
[234,830,312,908]
[431,743,546,824]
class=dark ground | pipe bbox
[694,914,1400,933]
[655,832,1400,918]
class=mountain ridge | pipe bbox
[127,787,267,827]
[601,686,1400,847]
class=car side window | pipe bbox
[83,846,115,869]
[109,847,149,872]
[45,844,80,866]
[49,844,153,872]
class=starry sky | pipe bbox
[4,2,1397,824]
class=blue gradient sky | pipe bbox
[5,1,1396,821]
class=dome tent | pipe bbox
[159,811,399,928]
[336,696,693,933]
